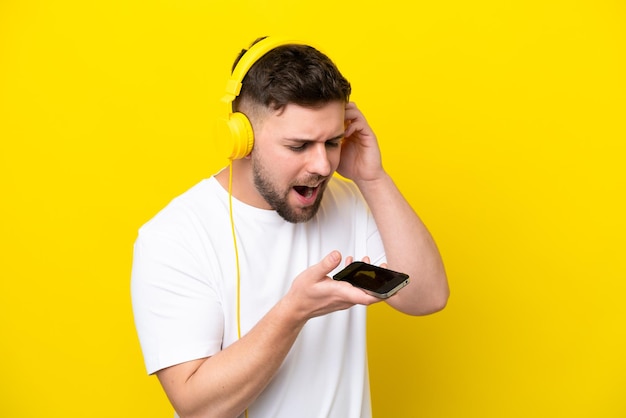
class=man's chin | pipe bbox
[276,206,317,224]
[276,196,323,223]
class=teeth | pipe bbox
[294,186,316,198]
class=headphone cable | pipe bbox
[228,161,243,341]
[228,161,249,418]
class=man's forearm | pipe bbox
[158,298,306,418]
[356,172,449,315]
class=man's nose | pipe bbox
[307,144,332,177]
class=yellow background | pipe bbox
[1,0,625,417]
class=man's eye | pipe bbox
[288,140,341,152]
[288,144,307,152]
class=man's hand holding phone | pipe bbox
[284,251,382,323]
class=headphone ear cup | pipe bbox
[225,112,254,160]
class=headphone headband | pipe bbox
[221,37,305,105]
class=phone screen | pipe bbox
[333,261,410,298]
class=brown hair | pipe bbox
[232,39,351,113]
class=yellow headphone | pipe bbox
[219,37,306,160]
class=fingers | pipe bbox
[344,102,363,120]
[344,255,371,266]
[343,104,375,142]
[347,286,385,306]
[343,102,361,137]
[319,251,342,276]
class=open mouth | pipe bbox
[293,185,317,198]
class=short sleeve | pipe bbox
[131,227,224,375]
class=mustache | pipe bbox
[294,175,327,187]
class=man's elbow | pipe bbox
[427,286,449,314]
[426,270,450,313]
[393,283,449,316]
[414,282,450,316]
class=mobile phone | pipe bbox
[333,261,410,299]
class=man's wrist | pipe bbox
[354,170,393,195]
[273,296,309,332]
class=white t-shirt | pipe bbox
[131,175,385,418]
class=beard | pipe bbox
[252,154,327,224]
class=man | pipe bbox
[131,37,449,418]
